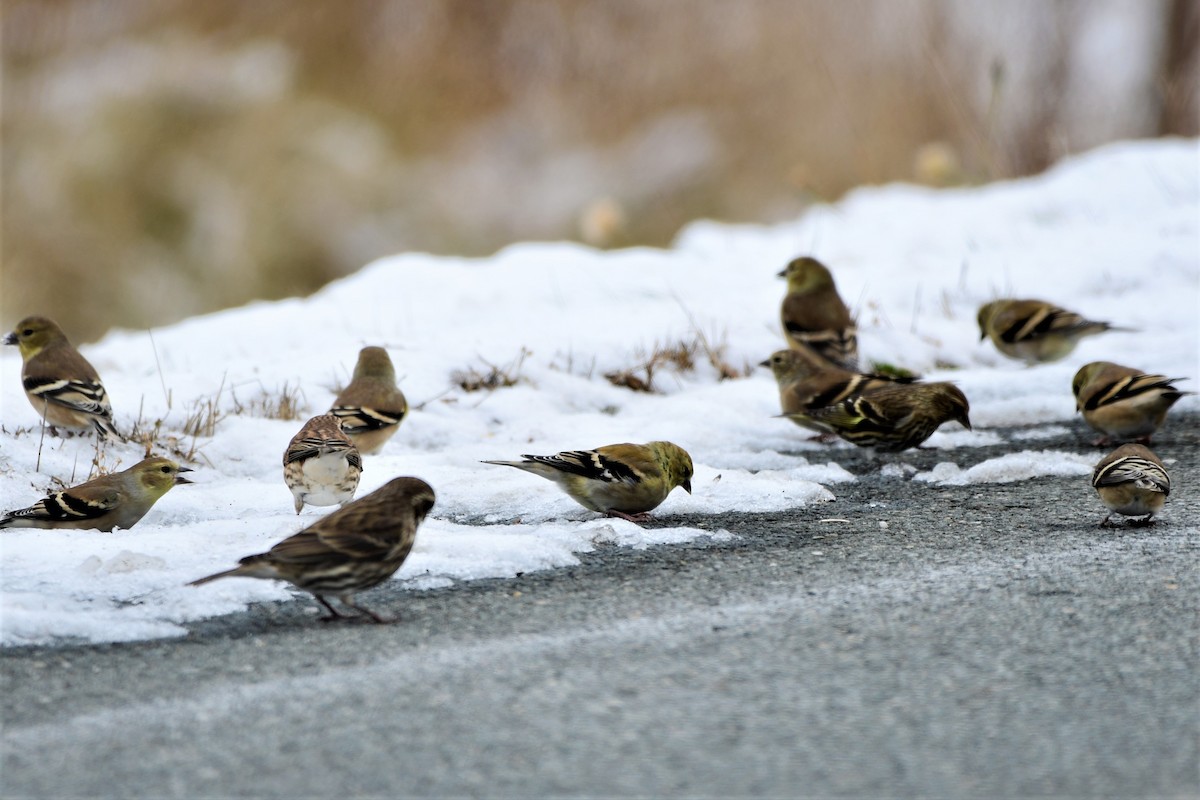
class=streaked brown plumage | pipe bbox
[329,346,408,455]
[778,256,858,371]
[284,414,362,514]
[977,299,1128,364]
[3,315,121,439]
[0,457,191,531]
[791,382,972,452]
[1091,444,1170,527]
[189,477,435,623]
[1072,361,1192,445]
[760,349,915,436]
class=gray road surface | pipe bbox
[3,417,1198,798]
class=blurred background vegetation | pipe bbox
[2,0,1196,342]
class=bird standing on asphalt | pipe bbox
[284,414,362,514]
[1091,444,1170,527]
[778,256,859,371]
[328,346,408,455]
[977,299,1128,364]
[483,441,693,522]
[1072,361,1192,445]
[3,315,121,439]
[0,457,191,531]
[792,382,972,452]
[189,477,435,623]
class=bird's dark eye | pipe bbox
[161,466,171,473]
[22,329,33,336]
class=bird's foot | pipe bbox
[605,510,651,524]
[342,599,395,624]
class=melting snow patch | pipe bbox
[915,451,1096,485]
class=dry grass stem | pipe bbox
[606,329,747,393]
[453,349,531,393]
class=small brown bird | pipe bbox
[1091,444,1170,527]
[0,457,191,531]
[778,256,859,371]
[3,315,121,439]
[328,346,408,455]
[1072,361,1192,445]
[284,414,362,514]
[760,349,915,437]
[483,441,693,522]
[977,299,1128,364]
[189,477,435,623]
[792,382,972,452]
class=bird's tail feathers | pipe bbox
[187,567,244,587]
[481,458,560,480]
[94,417,124,441]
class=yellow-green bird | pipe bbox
[977,299,1128,364]
[1072,361,1192,445]
[1091,443,1170,527]
[0,457,192,531]
[483,441,693,522]
[328,346,408,455]
[3,315,121,439]
[778,256,859,371]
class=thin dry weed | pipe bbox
[453,349,531,393]
[606,329,747,393]
[231,380,307,421]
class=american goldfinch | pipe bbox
[328,346,408,455]
[3,315,121,439]
[189,477,435,623]
[977,299,1128,364]
[778,256,859,371]
[1091,444,1170,527]
[790,382,971,452]
[284,414,363,514]
[1072,361,1192,445]
[483,441,693,522]
[760,349,914,436]
[0,457,191,531]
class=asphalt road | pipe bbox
[3,416,1198,798]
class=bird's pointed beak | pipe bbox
[776,269,787,278]
[758,358,771,368]
[175,466,194,485]
[682,479,692,494]
[2,332,16,346]
[960,415,973,430]
[978,331,987,342]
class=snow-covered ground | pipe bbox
[1,138,1197,646]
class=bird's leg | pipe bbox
[1129,515,1156,528]
[315,594,349,622]
[605,510,650,524]
[1098,513,1116,528]
[339,595,394,624]
[1091,435,1112,447]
